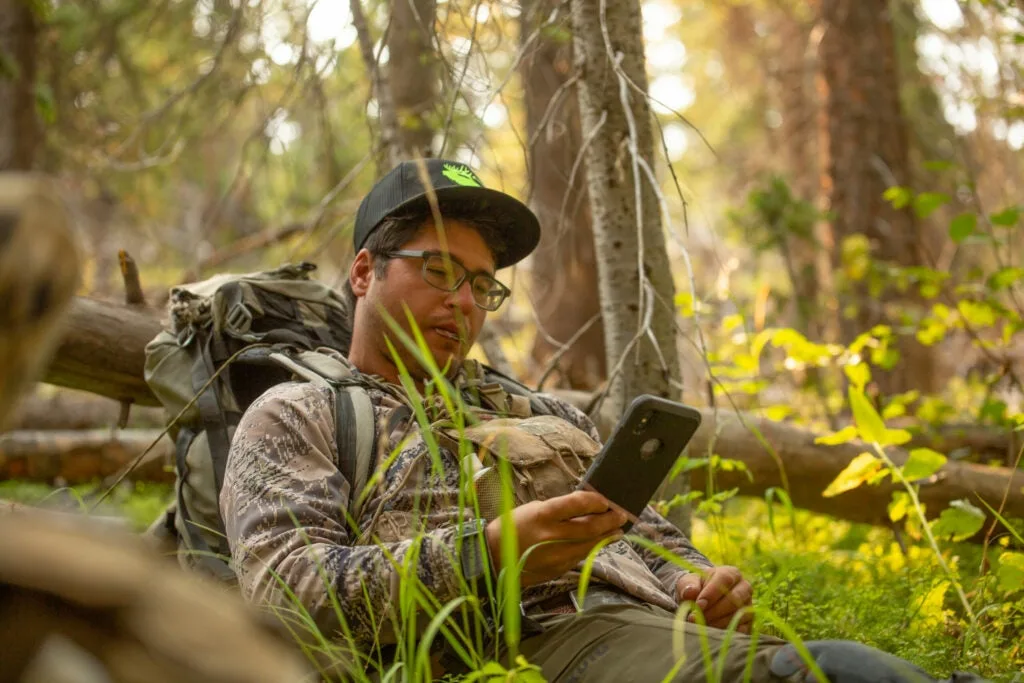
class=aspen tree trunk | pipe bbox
[387,0,439,159]
[571,0,687,530]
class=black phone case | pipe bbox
[578,394,702,530]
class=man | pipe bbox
[220,159,984,682]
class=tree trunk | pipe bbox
[521,0,605,391]
[387,0,438,159]
[820,0,936,396]
[572,0,686,530]
[0,0,40,171]
[570,0,681,411]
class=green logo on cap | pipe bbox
[442,163,482,188]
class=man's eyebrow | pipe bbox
[436,251,495,277]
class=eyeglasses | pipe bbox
[386,250,511,311]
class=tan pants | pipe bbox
[515,603,790,683]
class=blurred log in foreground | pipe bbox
[34,297,1024,540]
[0,510,313,683]
[0,429,173,484]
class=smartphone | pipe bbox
[577,394,702,532]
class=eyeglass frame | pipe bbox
[384,249,512,311]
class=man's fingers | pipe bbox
[676,573,704,602]
[702,582,753,621]
[545,490,616,521]
[697,566,742,609]
[558,509,627,540]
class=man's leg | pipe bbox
[515,604,991,683]
[517,602,786,682]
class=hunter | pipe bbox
[220,159,984,682]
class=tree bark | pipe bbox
[387,0,438,159]
[820,0,936,395]
[521,0,605,391]
[0,0,40,171]
[0,429,173,483]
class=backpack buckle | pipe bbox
[176,326,196,347]
[224,302,253,336]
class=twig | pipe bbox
[438,0,483,155]
[535,312,602,391]
[350,0,403,169]
[118,250,146,306]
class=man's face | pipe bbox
[358,218,495,379]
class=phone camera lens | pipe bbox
[640,438,662,460]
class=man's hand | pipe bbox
[484,491,626,587]
[676,566,754,633]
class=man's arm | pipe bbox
[532,392,714,594]
[220,382,475,648]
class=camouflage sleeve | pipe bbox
[631,506,714,596]
[532,392,713,594]
[220,381,467,647]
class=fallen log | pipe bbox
[43,297,163,407]
[0,429,174,484]
[34,297,1024,538]
[683,409,1024,533]
[6,389,165,431]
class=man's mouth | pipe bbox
[434,325,461,342]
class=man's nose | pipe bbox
[445,279,477,315]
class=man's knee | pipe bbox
[768,640,990,683]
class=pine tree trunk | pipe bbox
[387,0,438,159]
[521,0,605,390]
[0,0,40,171]
[820,0,936,396]
[571,0,687,530]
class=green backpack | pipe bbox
[143,262,377,580]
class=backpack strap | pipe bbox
[172,427,237,583]
[479,363,550,417]
[333,385,375,527]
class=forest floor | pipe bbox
[2,481,1021,681]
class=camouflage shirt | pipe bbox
[221,371,712,648]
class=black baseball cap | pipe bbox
[353,158,541,269]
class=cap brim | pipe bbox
[387,185,540,270]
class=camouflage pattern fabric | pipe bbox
[221,366,713,648]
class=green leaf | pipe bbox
[844,362,871,390]
[990,206,1020,227]
[931,500,985,541]
[997,552,1024,594]
[949,213,977,242]
[902,448,947,481]
[34,83,56,125]
[823,452,882,497]
[883,186,912,209]
[889,492,911,522]
[849,387,888,443]
[913,192,950,219]
[815,425,859,446]
[987,267,1024,291]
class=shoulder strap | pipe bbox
[334,384,375,526]
[480,363,550,417]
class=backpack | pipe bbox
[143,262,376,580]
[142,261,548,580]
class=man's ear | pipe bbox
[350,249,375,297]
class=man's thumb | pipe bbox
[677,573,702,601]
